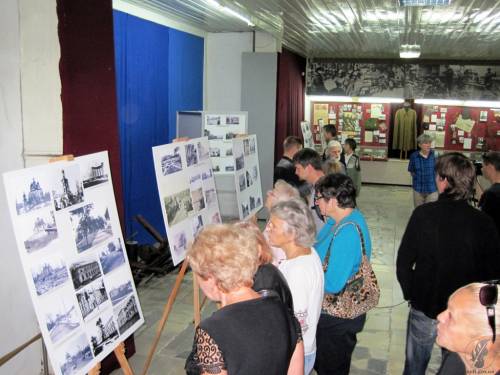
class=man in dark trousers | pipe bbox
[396,152,500,375]
[479,151,500,234]
[273,136,303,189]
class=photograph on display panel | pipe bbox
[152,137,221,265]
[232,135,264,220]
[2,151,144,375]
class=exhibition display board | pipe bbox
[233,135,264,220]
[421,105,500,154]
[301,121,314,148]
[152,137,221,265]
[203,112,248,173]
[2,151,144,375]
[311,101,390,160]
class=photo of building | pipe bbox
[115,295,140,335]
[70,258,102,291]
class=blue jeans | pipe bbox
[304,351,316,375]
[403,307,438,375]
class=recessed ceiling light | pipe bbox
[399,0,451,6]
[400,44,421,58]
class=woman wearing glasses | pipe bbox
[436,281,500,374]
[312,173,372,375]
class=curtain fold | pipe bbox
[113,11,203,244]
[275,48,306,163]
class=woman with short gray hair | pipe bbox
[267,198,324,375]
[408,133,438,207]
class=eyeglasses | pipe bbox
[479,280,499,343]
[314,195,325,203]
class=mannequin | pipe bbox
[393,101,417,159]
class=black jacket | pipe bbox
[479,182,500,235]
[396,194,500,319]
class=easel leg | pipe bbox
[114,341,134,375]
[193,276,201,327]
[141,259,189,375]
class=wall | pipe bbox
[0,0,45,373]
[205,33,253,111]
[19,0,62,160]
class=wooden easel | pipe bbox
[49,155,135,374]
[141,258,202,375]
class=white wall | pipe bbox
[0,0,44,373]
[205,33,253,111]
[19,0,62,159]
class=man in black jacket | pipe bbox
[396,152,500,375]
[479,151,500,235]
[274,136,303,188]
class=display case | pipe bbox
[311,101,391,161]
[421,105,500,154]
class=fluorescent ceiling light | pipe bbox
[205,0,254,27]
[415,99,464,106]
[400,44,421,58]
[306,96,404,104]
[399,0,451,6]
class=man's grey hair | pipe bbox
[417,133,433,145]
[270,198,316,248]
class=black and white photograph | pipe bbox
[201,168,212,180]
[70,257,102,291]
[250,196,256,211]
[52,166,85,211]
[115,295,140,335]
[212,164,220,172]
[204,188,217,207]
[87,310,118,356]
[256,197,262,208]
[226,116,240,125]
[190,187,205,212]
[252,165,259,181]
[70,203,113,253]
[185,143,198,167]
[206,115,221,126]
[81,159,109,189]
[241,203,249,218]
[235,154,245,171]
[172,230,188,259]
[197,141,209,161]
[164,189,194,226]
[76,278,109,321]
[243,139,250,156]
[205,130,224,140]
[23,210,58,253]
[160,147,183,176]
[246,170,253,187]
[98,239,125,275]
[108,280,134,306]
[249,138,256,154]
[225,132,237,140]
[44,294,80,344]
[58,333,93,375]
[225,147,233,156]
[225,165,235,172]
[15,176,52,215]
[211,212,221,224]
[238,174,246,192]
[31,257,69,296]
[189,173,201,185]
[209,147,221,157]
[192,215,204,237]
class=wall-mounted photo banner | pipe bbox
[152,137,221,265]
[2,151,144,375]
[203,112,247,174]
[307,60,500,100]
[232,135,263,220]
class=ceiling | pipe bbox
[124,0,500,60]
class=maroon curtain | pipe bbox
[57,1,132,372]
[58,0,124,224]
[275,48,306,163]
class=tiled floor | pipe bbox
[112,185,443,375]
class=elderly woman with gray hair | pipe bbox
[408,133,438,207]
[267,198,324,375]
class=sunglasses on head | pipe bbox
[479,280,499,343]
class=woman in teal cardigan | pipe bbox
[313,173,372,375]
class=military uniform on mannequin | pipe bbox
[393,101,417,159]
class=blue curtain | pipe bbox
[113,11,204,244]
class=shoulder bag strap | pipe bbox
[322,221,366,272]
